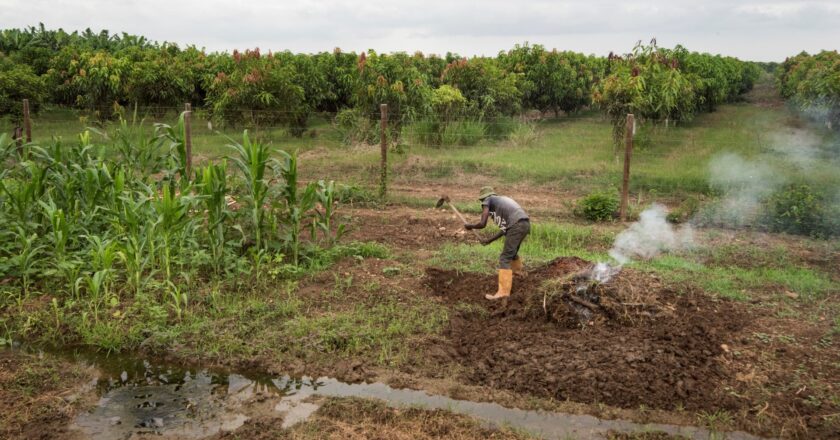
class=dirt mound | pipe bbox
[423,257,750,412]
[425,256,591,305]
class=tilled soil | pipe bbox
[423,258,750,412]
[344,207,473,248]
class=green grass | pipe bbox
[283,295,448,365]
[641,254,837,301]
[8,79,840,199]
[0,107,344,161]
[430,222,614,273]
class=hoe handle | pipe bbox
[449,203,484,241]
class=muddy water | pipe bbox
[41,348,768,440]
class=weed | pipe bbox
[575,190,619,222]
[696,409,734,430]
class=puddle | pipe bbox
[23,348,768,440]
[271,377,769,440]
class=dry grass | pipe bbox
[218,397,534,439]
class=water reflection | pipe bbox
[55,348,771,440]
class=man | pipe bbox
[464,186,530,300]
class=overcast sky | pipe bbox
[1,0,838,61]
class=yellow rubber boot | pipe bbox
[486,269,513,300]
[511,257,525,276]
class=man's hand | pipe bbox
[481,230,505,246]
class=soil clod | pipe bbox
[423,257,751,412]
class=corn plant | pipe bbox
[152,185,193,283]
[166,281,188,321]
[227,131,275,252]
[277,150,316,266]
[112,189,158,297]
[75,269,110,320]
[312,180,345,246]
[112,108,167,176]
[12,226,44,297]
[39,196,72,257]
[156,112,190,184]
[195,161,229,274]
[1,161,47,229]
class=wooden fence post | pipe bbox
[14,127,23,150]
[619,113,634,222]
[184,103,193,178]
[379,103,388,199]
[23,99,32,142]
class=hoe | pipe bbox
[435,195,483,241]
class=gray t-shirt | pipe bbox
[482,195,528,232]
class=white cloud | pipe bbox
[0,0,838,60]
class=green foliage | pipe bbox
[430,85,467,120]
[0,54,47,121]
[0,114,363,349]
[354,51,434,130]
[500,43,599,115]
[766,184,839,238]
[335,107,377,145]
[2,26,760,139]
[778,51,840,129]
[593,40,759,143]
[441,57,522,118]
[206,49,311,135]
[575,190,619,222]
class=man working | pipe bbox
[464,186,530,300]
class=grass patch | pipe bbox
[431,222,612,273]
[283,295,448,365]
[642,254,836,301]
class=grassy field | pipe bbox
[2,75,840,439]
[4,75,838,200]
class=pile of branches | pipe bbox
[526,266,674,328]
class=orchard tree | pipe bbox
[0,54,47,121]
[441,57,521,118]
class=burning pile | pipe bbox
[520,261,672,328]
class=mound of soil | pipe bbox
[423,257,750,412]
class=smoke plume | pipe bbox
[703,152,783,228]
[591,204,693,283]
[609,204,694,265]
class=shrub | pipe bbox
[506,121,539,147]
[0,55,47,121]
[575,190,619,222]
[766,184,838,237]
[406,119,441,146]
[453,120,486,146]
[666,197,700,223]
[335,108,376,145]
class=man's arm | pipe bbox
[480,230,505,246]
[464,206,491,230]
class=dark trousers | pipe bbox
[499,220,530,269]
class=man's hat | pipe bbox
[478,186,496,201]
